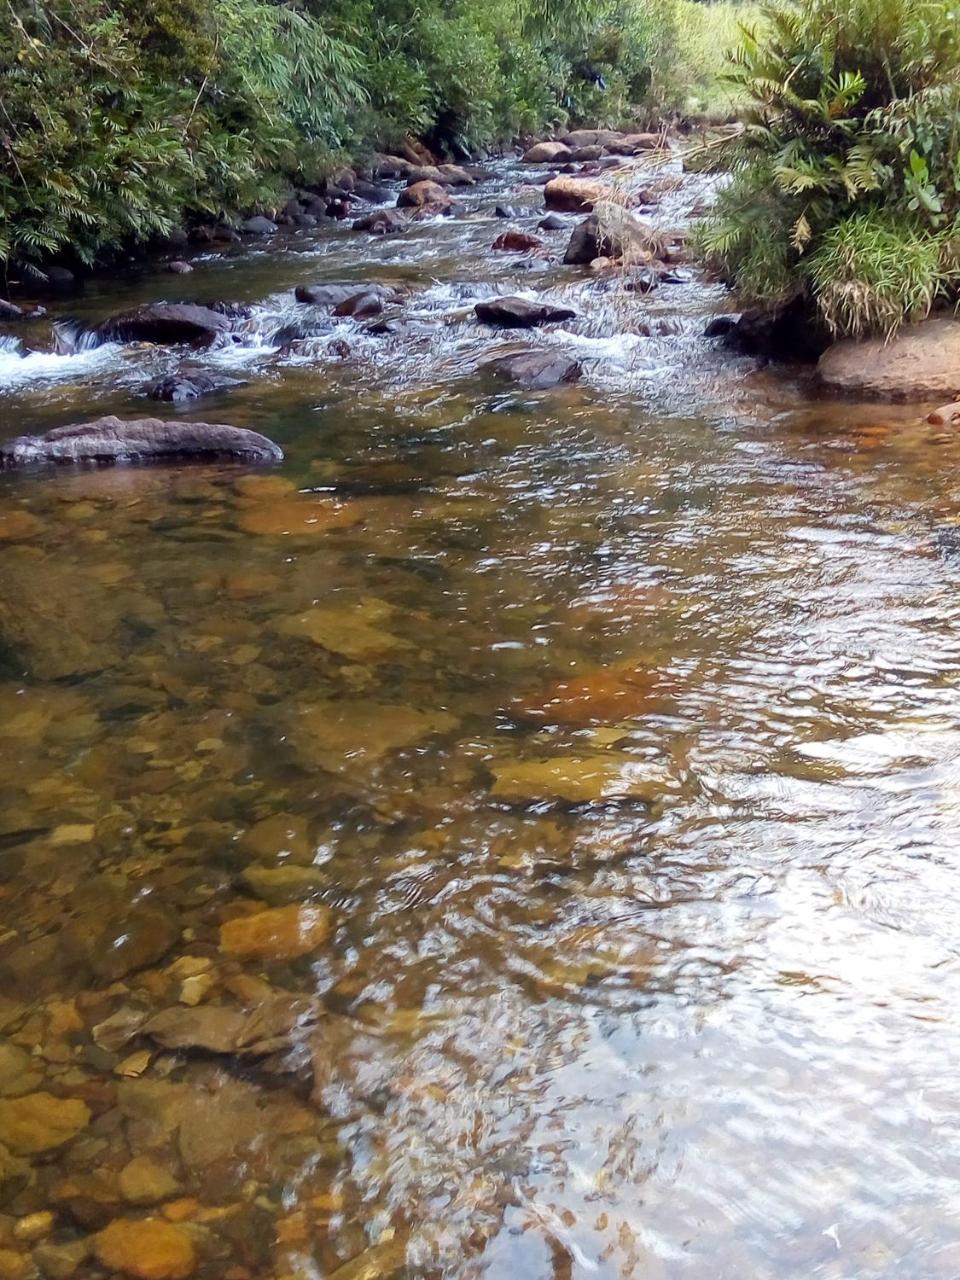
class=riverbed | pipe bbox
[1,153,960,1280]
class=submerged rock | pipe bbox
[146,372,247,402]
[475,296,576,328]
[91,302,231,347]
[219,904,332,961]
[94,1218,196,1280]
[0,416,283,468]
[819,318,960,397]
[490,754,673,804]
[0,1093,90,1155]
[118,1156,182,1206]
[483,351,582,388]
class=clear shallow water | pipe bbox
[1,156,960,1279]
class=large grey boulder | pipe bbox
[818,319,960,398]
[1,416,283,468]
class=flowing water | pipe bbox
[2,155,960,1280]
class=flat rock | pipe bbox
[295,283,362,307]
[219,904,332,961]
[818,319,960,398]
[92,303,230,347]
[490,754,674,804]
[475,296,576,328]
[1,416,283,468]
[484,351,582,388]
[288,700,458,771]
[0,1093,90,1155]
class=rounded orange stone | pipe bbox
[219,904,332,961]
[94,1218,196,1280]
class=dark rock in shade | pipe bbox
[371,153,409,179]
[0,416,283,468]
[726,298,828,361]
[167,260,193,274]
[44,265,77,289]
[563,216,605,265]
[352,208,407,235]
[475,296,576,329]
[484,351,583,388]
[495,205,521,219]
[538,214,567,231]
[0,299,24,320]
[352,179,392,203]
[295,283,360,307]
[704,314,739,339]
[93,302,231,347]
[333,286,402,318]
[146,372,248,402]
[241,215,279,235]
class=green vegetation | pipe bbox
[698,0,960,337]
[675,1,762,122]
[0,0,686,276]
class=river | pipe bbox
[1,153,960,1280]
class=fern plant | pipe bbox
[697,0,960,337]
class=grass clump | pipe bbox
[697,0,960,337]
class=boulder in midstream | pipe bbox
[0,417,283,468]
[474,297,576,328]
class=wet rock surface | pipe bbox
[0,417,283,468]
[146,373,247,402]
[474,296,576,328]
[483,350,583,388]
[90,304,231,348]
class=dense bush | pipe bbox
[0,0,683,276]
[698,0,960,337]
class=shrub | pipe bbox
[697,0,960,337]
